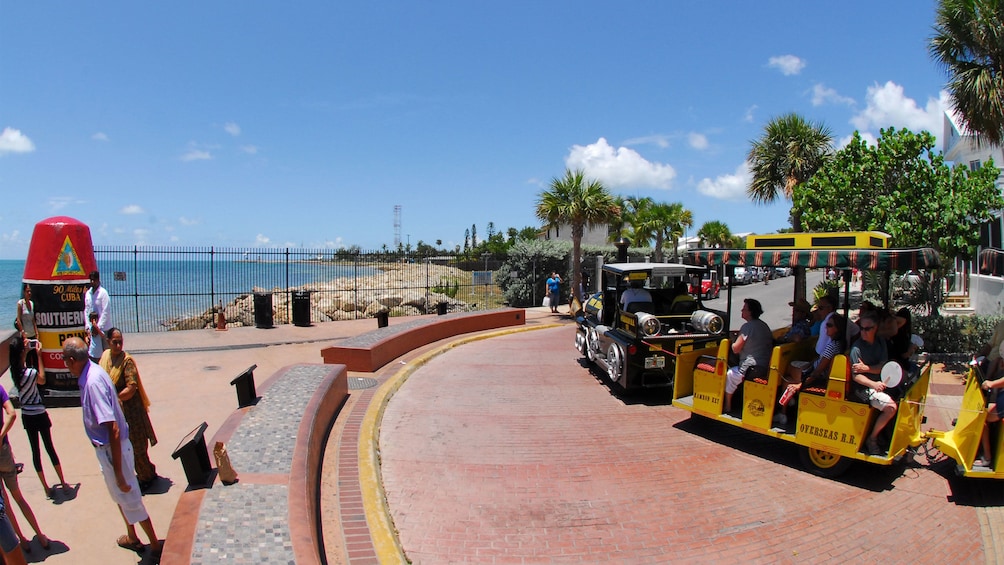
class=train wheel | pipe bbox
[575,331,587,356]
[607,343,624,386]
[586,330,599,362]
[799,446,852,478]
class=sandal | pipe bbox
[39,534,50,551]
[117,534,145,553]
[19,539,30,553]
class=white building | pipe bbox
[942,110,1004,314]
[943,109,1004,249]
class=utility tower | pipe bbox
[394,205,402,248]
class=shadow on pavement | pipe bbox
[673,415,906,492]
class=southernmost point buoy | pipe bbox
[22,217,97,392]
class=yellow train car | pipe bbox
[676,234,939,477]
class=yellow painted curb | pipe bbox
[357,323,565,563]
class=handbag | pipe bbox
[542,296,551,308]
[0,440,16,474]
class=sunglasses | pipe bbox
[860,325,876,331]
[825,323,835,328]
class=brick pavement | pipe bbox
[377,325,990,563]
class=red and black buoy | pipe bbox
[22,216,97,390]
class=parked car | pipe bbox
[774,267,791,278]
[731,266,751,286]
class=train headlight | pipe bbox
[636,313,661,337]
[690,310,724,334]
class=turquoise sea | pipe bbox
[1,258,375,332]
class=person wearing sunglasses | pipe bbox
[850,313,897,456]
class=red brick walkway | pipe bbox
[379,326,986,563]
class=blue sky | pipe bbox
[1,1,952,258]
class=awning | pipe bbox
[979,248,1004,276]
[687,247,940,271]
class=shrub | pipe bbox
[913,314,1004,355]
[497,239,570,307]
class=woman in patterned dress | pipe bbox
[99,328,159,490]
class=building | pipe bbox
[942,110,1004,314]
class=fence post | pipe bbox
[285,248,291,326]
[132,245,140,333]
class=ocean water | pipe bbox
[1,260,26,321]
[1,258,376,333]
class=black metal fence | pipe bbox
[94,246,506,333]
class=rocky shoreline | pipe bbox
[166,262,478,330]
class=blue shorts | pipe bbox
[0,497,17,553]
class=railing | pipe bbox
[94,246,506,333]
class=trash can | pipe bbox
[292,290,311,327]
[436,302,448,315]
[253,292,273,329]
[375,311,389,328]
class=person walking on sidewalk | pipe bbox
[14,285,38,369]
[62,338,162,558]
[545,272,562,314]
[99,328,160,492]
[7,339,71,499]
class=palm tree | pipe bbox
[536,169,620,301]
[631,201,694,262]
[930,0,1004,147]
[747,113,833,231]
[697,220,733,248]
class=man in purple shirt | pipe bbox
[62,337,162,557]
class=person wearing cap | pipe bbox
[779,298,812,343]
[724,298,772,413]
[978,341,1004,468]
[850,313,896,456]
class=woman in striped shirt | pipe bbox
[8,339,70,498]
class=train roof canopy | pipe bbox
[687,247,940,271]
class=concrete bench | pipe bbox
[320,308,526,372]
[162,363,348,565]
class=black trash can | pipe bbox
[253,292,273,329]
[375,311,389,328]
[436,302,448,315]
[292,290,311,327]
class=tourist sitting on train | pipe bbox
[850,313,897,456]
[978,342,1004,468]
[779,298,812,344]
[783,313,848,403]
[724,298,772,414]
[620,278,653,313]
[810,295,837,340]
[668,281,697,313]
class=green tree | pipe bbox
[794,128,1003,309]
[497,239,570,307]
[635,201,693,262]
[536,168,620,300]
[930,0,1004,147]
[697,220,734,248]
[748,113,834,231]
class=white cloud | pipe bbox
[811,83,855,107]
[837,131,879,149]
[743,105,758,123]
[623,134,670,149]
[179,216,200,226]
[255,233,271,245]
[697,162,751,201]
[120,204,144,215]
[0,127,35,155]
[850,81,948,139]
[688,132,709,150]
[768,55,805,76]
[565,137,677,190]
[240,145,258,154]
[181,149,212,161]
[224,122,241,136]
[92,132,109,142]
[46,196,78,212]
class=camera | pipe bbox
[27,339,40,350]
